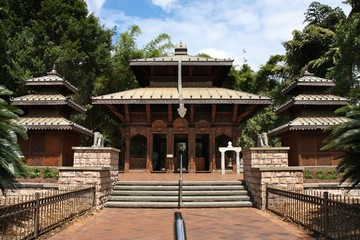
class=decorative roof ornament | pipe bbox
[49,64,57,75]
[175,41,188,55]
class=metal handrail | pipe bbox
[178,151,183,208]
[174,211,187,240]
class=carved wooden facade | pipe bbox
[93,44,271,172]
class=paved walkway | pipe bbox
[47,173,315,240]
[48,208,314,240]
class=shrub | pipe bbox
[42,167,55,178]
[29,167,41,178]
[303,169,313,179]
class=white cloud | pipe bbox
[88,0,351,70]
[151,0,179,12]
[85,0,106,15]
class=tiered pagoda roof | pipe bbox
[268,72,349,137]
[12,68,93,137]
[93,43,271,107]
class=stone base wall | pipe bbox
[58,167,112,207]
[243,147,304,209]
[58,147,120,208]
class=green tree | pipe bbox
[0,85,28,193]
[330,1,360,97]
[93,25,173,95]
[238,107,280,148]
[283,2,346,78]
[1,0,114,104]
[322,102,360,188]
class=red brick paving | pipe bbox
[48,208,314,240]
[47,173,315,240]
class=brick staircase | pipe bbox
[105,181,253,208]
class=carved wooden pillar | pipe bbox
[167,130,174,172]
[124,134,130,172]
[168,104,173,123]
[211,104,216,123]
[188,129,196,172]
[211,129,216,172]
[146,129,151,172]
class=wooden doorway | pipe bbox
[174,134,188,171]
[152,134,167,172]
[195,134,210,172]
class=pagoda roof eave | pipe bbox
[26,70,78,94]
[129,55,233,66]
[275,94,349,113]
[11,94,86,114]
[268,116,349,137]
[18,117,93,137]
[282,72,335,95]
[91,87,272,105]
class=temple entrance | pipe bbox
[195,134,210,172]
[152,134,167,172]
[174,134,188,171]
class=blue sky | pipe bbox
[85,0,351,70]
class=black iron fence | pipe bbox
[0,186,95,239]
[266,187,360,240]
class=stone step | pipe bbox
[104,201,253,208]
[114,185,245,191]
[106,180,253,208]
[108,195,250,202]
[115,181,244,186]
[111,190,248,196]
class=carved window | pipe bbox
[130,135,147,157]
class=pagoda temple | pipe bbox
[92,43,271,173]
[12,68,93,166]
[268,72,349,166]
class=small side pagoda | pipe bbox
[12,68,93,166]
[268,72,349,166]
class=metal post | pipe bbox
[174,211,187,240]
[178,151,183,209]
[34,192,40,238]
[323,191,329,238]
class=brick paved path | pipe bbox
[47,173,315,240]
[48,208,314,240]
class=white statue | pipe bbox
[93,132,104,147]
[257,132,269,147]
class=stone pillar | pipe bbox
[58,147,120,208]
[72,147,120,184]
[243,147,304,209]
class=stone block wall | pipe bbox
[58,147,120,208]
[243,147,304,209]
[58,167,112,207]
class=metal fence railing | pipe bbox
[266,187,360,240]
[0,186,95,239]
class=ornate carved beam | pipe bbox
[105,104,125,123]
[146,104,151,124]
[236,105,256,123]
[211,104,216,123]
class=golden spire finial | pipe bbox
[179,40,183,48]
